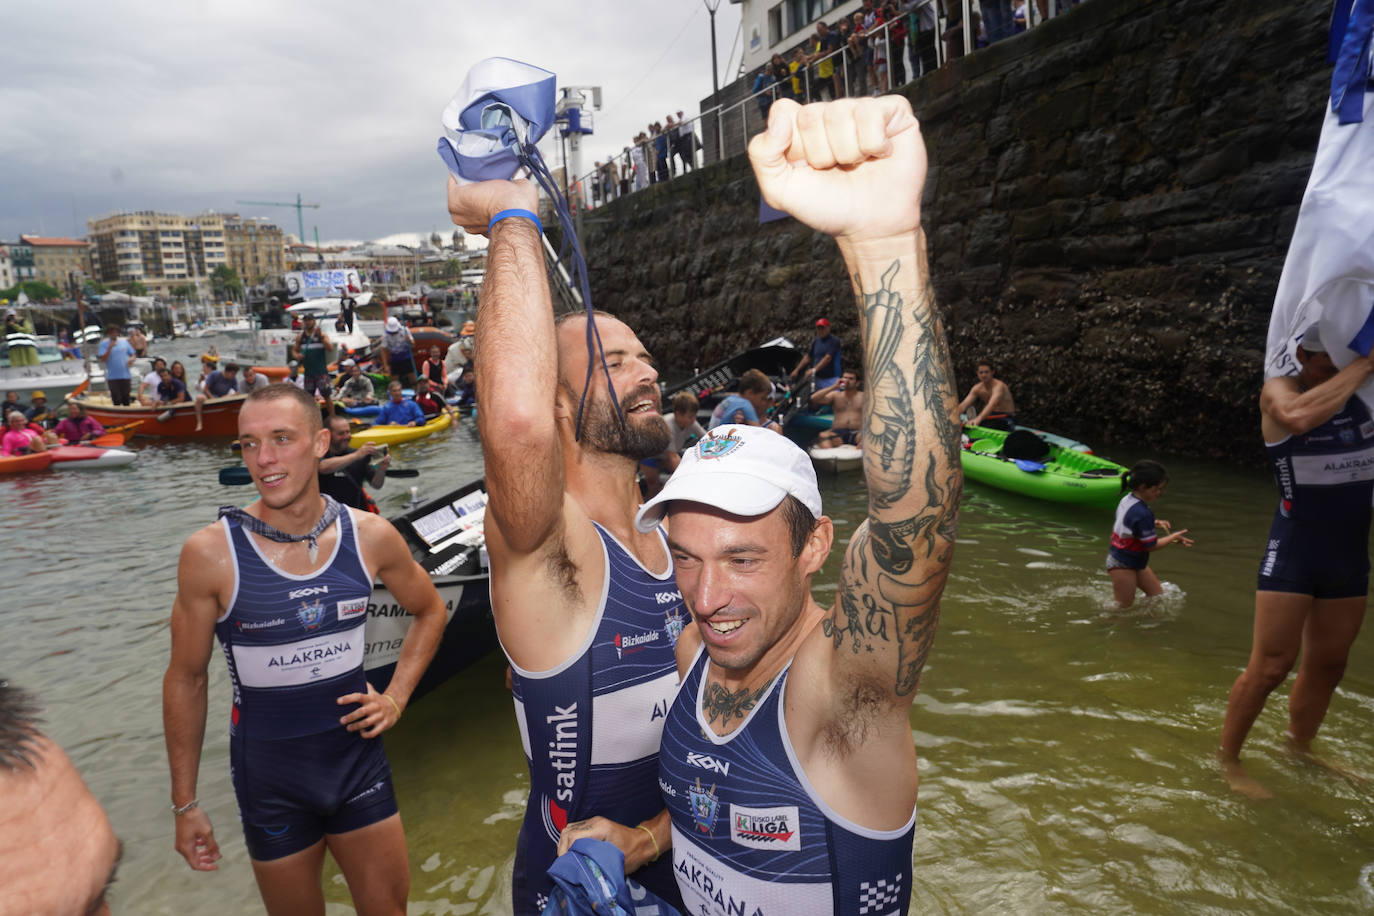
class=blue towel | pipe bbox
[540,839,682,916]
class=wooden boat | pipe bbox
[960,425,1125,509]
[349,411,452,448]
[0,452,54,474]
[80,394,247,438]
[364,477,496,698]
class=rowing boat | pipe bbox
[349,411,452,448]
[365,477,496,699]
[960,426,1124,508]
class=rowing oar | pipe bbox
[89,433,126,447]
[218,466,421,486]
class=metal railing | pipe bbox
[568,0,1078,210]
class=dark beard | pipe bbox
[579,385,670,460]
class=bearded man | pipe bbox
[447,185,688,914]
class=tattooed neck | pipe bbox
[701,679,772,731]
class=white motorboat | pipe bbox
[1,336,104,402]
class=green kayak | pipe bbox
[960,426,1125,509]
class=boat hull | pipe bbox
[363,574,496,699]
[960,426,1124,509]
[350,411,452,448]
[809,443,863,473]
[82,395,247,438]
[49,445,138,469]
[0,452,54,474]
[363,476,495,701]
[0,360,99,403]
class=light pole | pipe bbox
[704,0,722,97]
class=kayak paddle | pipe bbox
[218,466,421,486]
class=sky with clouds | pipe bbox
[0,0,743,248]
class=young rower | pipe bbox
[162,383,446,915]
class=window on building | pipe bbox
[769,4,783,45]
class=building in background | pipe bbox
[0,247,14,289]
[738,0,865,75]
[223,215,285,284]
[3,241,35,286]
[86,211,228,297]
[21,236,90,289]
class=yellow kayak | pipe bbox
[350,411,453,448]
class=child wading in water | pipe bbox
[1107,460,1194,607]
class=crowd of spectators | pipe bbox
[580,0,1078,208]
[590,112,701,207]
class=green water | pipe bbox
[5,338,1374,914]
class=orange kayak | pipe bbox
[0,452,55,474]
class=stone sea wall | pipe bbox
[581,0,1333,460]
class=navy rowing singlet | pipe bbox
[506,521,686,915]
[1266,393,1374,524]
[660,648,916,916]
[215,509,374,740]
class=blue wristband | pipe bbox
[488,208,542,235]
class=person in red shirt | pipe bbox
[411,376,449,419]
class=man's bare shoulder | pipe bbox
[180,521,228,566]
[350,507,403,546]
[176,522,235,606]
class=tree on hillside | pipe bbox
[211,265,243,300]
[1,281,61,302]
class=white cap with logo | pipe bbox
[634,425,823,532]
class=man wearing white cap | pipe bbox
[337,360,375,407]
[1220,323,1374,797]
[579,95,959,915]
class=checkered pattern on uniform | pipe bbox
[857,873,904,914]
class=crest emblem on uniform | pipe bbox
[664,606,685,646]
[1340,427,1356,445]
[297,601,325,631]
[689,777,719,835]
[698,430,743,460]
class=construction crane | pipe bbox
[234,193,320,247]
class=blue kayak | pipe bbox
[343,404,382,418]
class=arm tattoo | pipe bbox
[701,681,771,730]
[825,256,961,697]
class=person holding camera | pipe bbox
[319,414,391,510]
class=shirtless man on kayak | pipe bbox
[955,359,1017,431]
[811,368,864,448]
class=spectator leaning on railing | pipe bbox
[812,20,843,100]
[675,110,695,172]
[652,121,670,182]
